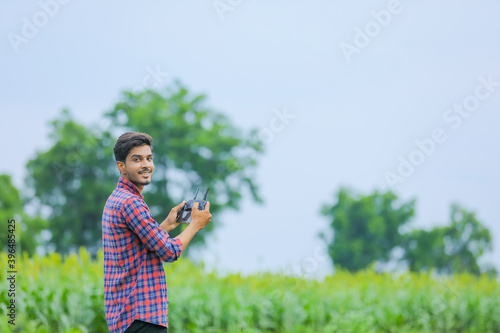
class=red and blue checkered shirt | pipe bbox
[102,177,183,333]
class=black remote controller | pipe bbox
[176,187,209,223]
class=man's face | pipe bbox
[118,145,154,189]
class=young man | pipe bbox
[102,132,212,333]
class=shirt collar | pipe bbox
[117,176,143,198]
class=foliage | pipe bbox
[320,187,416,272]
[402,203,495,276]
[24,82,263,254]
[0,174,47,255]
[105,83,263,243]
[1,249,499,333]
[25,110,116,254]
[321,189,495,276]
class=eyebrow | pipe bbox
[130,154,153,158]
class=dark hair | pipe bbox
[114,132,153,162]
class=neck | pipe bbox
[135,184,144,194]
[122,175,144,194]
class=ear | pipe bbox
[116,161,126,174]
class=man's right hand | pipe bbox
[190,201,212,231]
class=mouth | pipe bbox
[139,170,152,176]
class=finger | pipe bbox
[206,201,210,211]
[172,201,186,212]
[192,201,200,211]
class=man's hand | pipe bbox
[160,201,185,233]
[190,201,212,231]
[173,201,212,252]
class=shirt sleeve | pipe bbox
[122,196,183,262]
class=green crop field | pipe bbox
[1,248,499,333]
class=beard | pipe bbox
[126,168,152,187]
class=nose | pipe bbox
[142,159,153,170]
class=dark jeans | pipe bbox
[124,320,168,333]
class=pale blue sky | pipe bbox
[1,0,499,277]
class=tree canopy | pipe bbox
[25,83,264,254]
[402,203,494,275]
[321,188,495,276]
[0,174,47,255]
[321,187,415,272]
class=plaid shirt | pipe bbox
[102,177,183,333]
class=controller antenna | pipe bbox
[193,187,200,199]
[203,187,210,200]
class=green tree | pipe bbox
[402,203,494,276]
[0,174,47,255]
[320,188,416,272]
[105,83,263,245]
[26,83,263,254]
[25,110,116,254]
